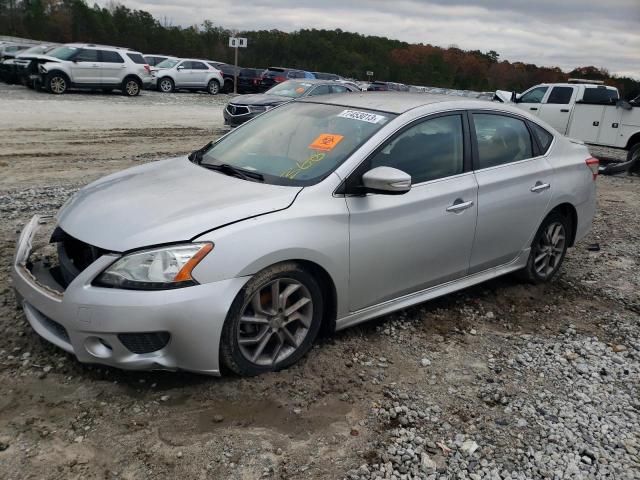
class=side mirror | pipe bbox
[512,92,522,103]
[177,65,184,70]
[362,166,411,195]
[616,99,632,111]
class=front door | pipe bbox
[515,86,548,117]
[189,61,209,87]
[538,86,576,134]
[346,114,478,311]
[174,61,193,87]
[70,48,100,84]
[469,112,553,273]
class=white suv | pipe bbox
[151,58,224,94]
[37,43,152,96]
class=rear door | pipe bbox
[98,50,125,85]
[470,111,553,272]
[190,60,209,87]
[516,86,548,117]
[346,113,477,310]
[70,48,100,84]
[538,86,575,134]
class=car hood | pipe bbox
[57,157,302,252]
[231,94,291,106]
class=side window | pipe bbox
[520,86,548,104]
[191,61,208,70]
[178,61,191,69]
[529,122,554,154]
[331,85,348,94]
[546,86,573,104]
[307,85,331,96]
[582,87,618,104]
[100,50,124,63]
[473,114,533,168]
[369,115,464,184]
[74,49,99,62]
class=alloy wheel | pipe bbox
[125,80,139,96]
[50,76,66,94]
[159,79,172,92]
[533,221,565,278]
[208,81,219,94]
[237,278,313,366]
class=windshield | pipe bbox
[201,102,395,186]
[156,59,179,69]
[46,46,80,60]
[266,81,315,98]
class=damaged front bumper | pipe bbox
[12,215,248,376]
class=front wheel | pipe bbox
[207,79,220,95]
[46,73,68,94]
[220,262,323,376]
[520,212,570,284]
[157,77,174,93]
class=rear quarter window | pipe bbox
[529,122,554,154]
[127,53,146,64]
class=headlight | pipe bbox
[249,105,270,113]
[94,243,213,290]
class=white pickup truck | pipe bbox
[496,81,640,170]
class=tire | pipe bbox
[220,262,323,376]
[207,79,220,95]
[520,212,571,284]
[122,77,141,97]
[157,77,174,93]
[46,72,68,94]
[223,79,234,93]
[627,143,640,175]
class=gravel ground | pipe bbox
[0,83,638,480]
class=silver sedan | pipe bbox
[12,93,598,376]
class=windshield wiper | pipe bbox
[188,141,213,164]
[202,163,264,182]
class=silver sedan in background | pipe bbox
[12,93,598,376]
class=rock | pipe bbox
[160,395,170,402]
[460,439,479,455]
[177,451,183,458]
[420,358,431,367]
[212,414,224,423]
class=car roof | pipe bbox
[298,91,492,114]
[283,79,348,85]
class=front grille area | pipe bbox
[51,228,106,287]
[118,332,171,354]
[40,314,71,343]
[227,104,250,116]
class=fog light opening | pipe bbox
[85,336,114,358]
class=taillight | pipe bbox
[275,76,285,82]
[586,157,599,180]
[144,64,151,73]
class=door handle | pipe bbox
[530,107,538,111]
[530,182,551,193]
[560,109,569,112]
[446,200,474,213]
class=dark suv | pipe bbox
[258,67,309,91]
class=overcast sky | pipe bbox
[103,0,640,78]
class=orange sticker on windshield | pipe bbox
[308,134,344,151]
[295,87,305,93]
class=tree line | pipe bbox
[1,0,638,98]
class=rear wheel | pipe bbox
[207,79,220,95]
[627,143,640,175]
[122,77,141,97]
[220,262,323,376]
[520,212,570,284]
[223,79,234,93]
[46,72,68,94]
[158,77,174,93]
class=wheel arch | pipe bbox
[123,74,142,84]
[46,69,70,81]
[547,202,578,247]
[625,131,640,150]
